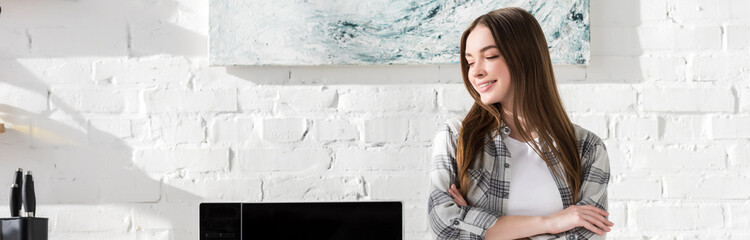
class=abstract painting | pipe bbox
[209,0,589,66]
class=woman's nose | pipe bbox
[471,62,486,78]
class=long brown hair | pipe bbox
[456,7,582,202]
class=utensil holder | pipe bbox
[0,217,48,240]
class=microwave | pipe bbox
[199,202,402,240]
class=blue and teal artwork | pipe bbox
[209,0,589,66]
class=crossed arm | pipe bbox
[447,184,613,240]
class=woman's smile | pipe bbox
[476,79,498,93]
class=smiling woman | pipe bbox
[428,7,612,240]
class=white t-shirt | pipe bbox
[504,136,564,216]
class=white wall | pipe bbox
[0,0,748,239]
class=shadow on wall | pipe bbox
[0,61,202,239]
[588,0,644,83]
[221,0,645,85]
[0,0,212,239]
[224,64,461,85]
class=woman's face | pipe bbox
[465,24,513,106]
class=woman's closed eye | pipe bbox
[467,56,497,67]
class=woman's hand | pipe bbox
[449,184,613,236]
[542,205,614,235]
[448,184,468,206]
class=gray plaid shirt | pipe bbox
[428,118,610,240]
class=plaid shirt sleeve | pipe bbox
[428,119,500,239]
[532,131,611,240]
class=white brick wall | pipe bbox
[312,119,358,142]
[635,205,725,230]
[260,118,307,143]
[363,117,409,144]
[0,0,747,239]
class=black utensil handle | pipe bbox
[10,184,21,217]
[13,168,23,190]
[22,171,36,216]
